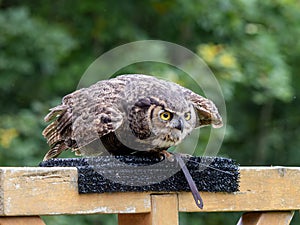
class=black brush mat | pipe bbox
[39,155,239,194]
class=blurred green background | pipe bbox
[1,0,300,224]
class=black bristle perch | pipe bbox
[39,155,239,194]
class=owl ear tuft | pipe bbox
[185,91,223,128]
[193,103,223,128]
[134,98,152,108]
[134,97,164,109]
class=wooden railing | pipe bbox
[0,167,299,224]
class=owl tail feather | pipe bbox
[43,141,68,161]
[42,104,71,161]
[44,105,68,122]
[43,122,60,145]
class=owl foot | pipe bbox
[160,150,175,162]
[174,153,193,159]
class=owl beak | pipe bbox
[173,118,184,133]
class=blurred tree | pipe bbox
[0,0,300,224]
[0,6,78,166]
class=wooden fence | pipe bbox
[0,166,299,224]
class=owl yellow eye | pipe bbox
[160,111,172,121]
[184,112,191,121]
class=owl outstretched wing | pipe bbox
[184,89,223,128]
[42,92,124,161]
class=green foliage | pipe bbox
[0,0,300,224]
[0,6,78,166]
[0,7,77,111]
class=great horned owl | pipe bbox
[43,74,222,161]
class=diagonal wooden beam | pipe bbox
[236,211,295,225]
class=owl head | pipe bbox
[127,96,198,150]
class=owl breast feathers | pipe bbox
[42,74,223,161]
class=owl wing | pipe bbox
[42,96,124,161]
[184,89,223,128]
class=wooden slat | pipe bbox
[0,167,151,216]
[236,211,295,225]
[179,167,300,212]
[0,216,46,225]
[1,167,300,216]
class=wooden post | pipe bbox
[118,194,178,225]
[0,216,46,225]
[151,194,178,225]
[237,211,295,225]
[118,213,151,225]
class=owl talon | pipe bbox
[176,153,193,159]
[161,150,175,162]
